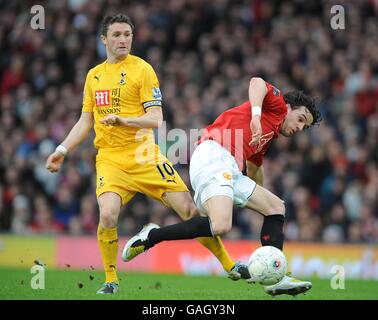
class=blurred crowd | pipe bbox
[0,0,377,243]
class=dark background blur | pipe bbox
[0,0,377,243]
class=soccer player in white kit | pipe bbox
[123,77,322,296]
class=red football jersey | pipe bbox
[199,82,287,170]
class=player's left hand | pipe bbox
[100,114,122,126]
[249,115,262,146]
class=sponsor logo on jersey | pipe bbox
[97,107,121,115]
[95,90,110,106]
[256,131,274,152]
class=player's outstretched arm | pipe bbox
[249,77,268,146]
[45,112,93,173]
[100,107,163,129]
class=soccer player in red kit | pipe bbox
[122,77,322,296]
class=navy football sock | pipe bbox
[147,216,214,247]
[260,214,284,250]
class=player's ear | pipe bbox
[100,35,107,45]
[286,103,292,111]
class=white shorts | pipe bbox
[189,140,257,214]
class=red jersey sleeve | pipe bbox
[263,82,284,114]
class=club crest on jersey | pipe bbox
[99,176,105,188]
[152,87,162,99]
[223,172,232,180]
[119,72,126,85]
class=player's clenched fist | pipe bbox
[249,115,262,146]
[100,114,122,126]
[45,152,65,173]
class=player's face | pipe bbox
[102,22,133,61]
[280,105,313,137]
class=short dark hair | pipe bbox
[101,14,135,36]
[283,91,322,127]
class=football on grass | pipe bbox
[248,246,287,285]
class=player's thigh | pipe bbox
[244,184,285,216]
[131,159,189,205]
[189,140,237,193]
[196,177,234,234]
[233,174,257,208]
[163,191,198,220]
[96,159,136,208]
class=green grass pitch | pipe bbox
[0,267,377,300]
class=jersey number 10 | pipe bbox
[156,163,175,180]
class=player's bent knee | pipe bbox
[266,200,285,216]
[100,209,118,228]
[188,205,199,219]
[211,221,232,236]
[178,203,198,220]
[184,204,198,220]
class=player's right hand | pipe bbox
[45,152,65,173]
[249,115,262,146]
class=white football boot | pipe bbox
[264,273,312,296]
[122,223,160,262]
